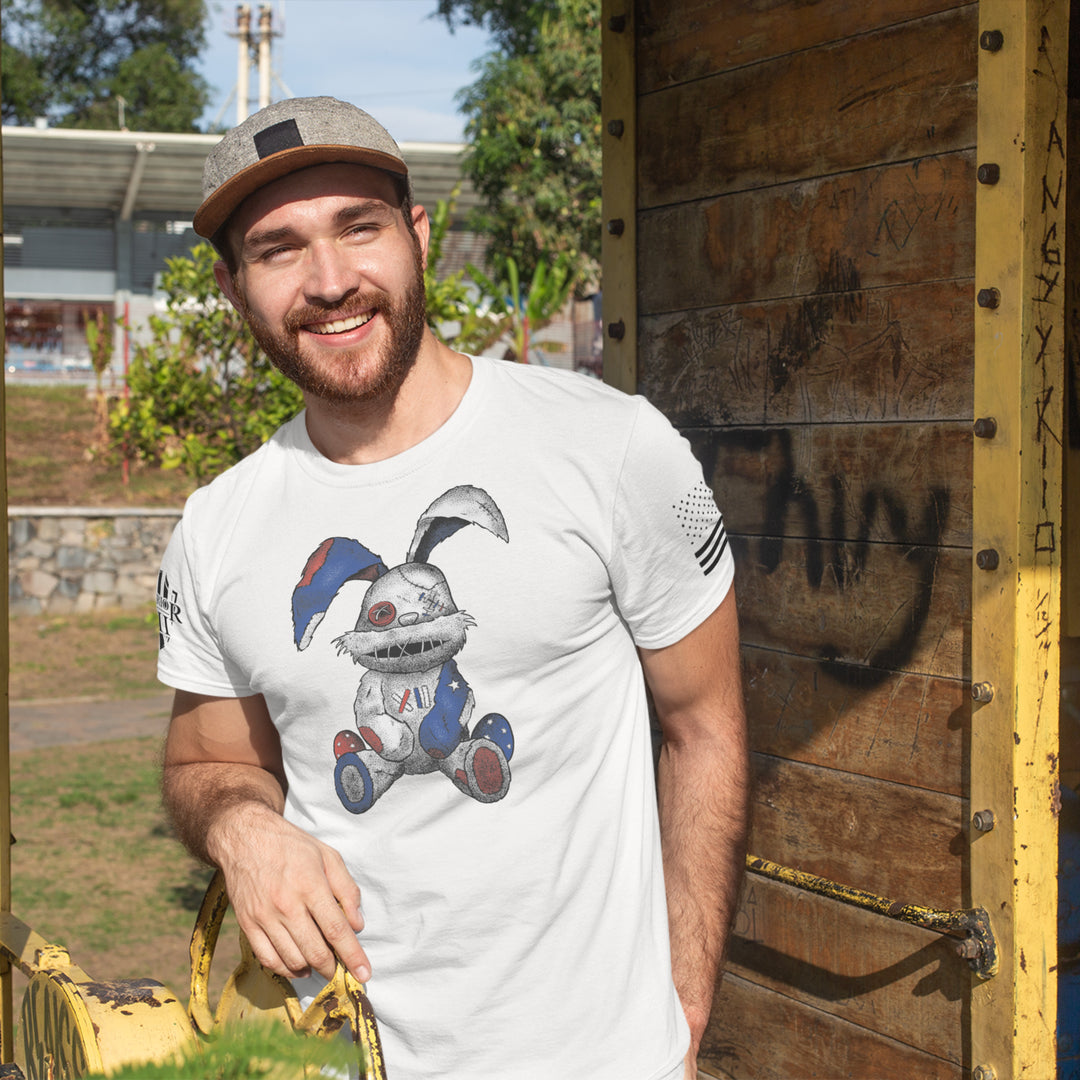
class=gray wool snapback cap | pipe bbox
[194,96,409,238]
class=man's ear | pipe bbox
[213,261,244,313]
[411,204,431,269]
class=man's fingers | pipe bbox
[243,923,307,979]
[323,850,365,932]
[310,894,371,982]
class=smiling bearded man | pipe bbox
[157,95,748,1080]
[228,200,428,407]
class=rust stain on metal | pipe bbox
[80,979,165,1009]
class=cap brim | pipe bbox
[194,144,409,239]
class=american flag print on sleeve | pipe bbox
[673,480,729,577]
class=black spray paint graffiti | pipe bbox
[766,251,862,398]
[696,428,950,689]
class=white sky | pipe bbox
[197,0,493,141]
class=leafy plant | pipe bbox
[423,191,507,356]
[107,243,303,484]
[84,306,113,436]
[106,1020,354,1079]
[465,254,574,362]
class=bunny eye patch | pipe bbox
[368,601,396,626]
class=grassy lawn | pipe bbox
[10,735,241,997]
[9,604,163,701]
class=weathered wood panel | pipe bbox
[743,647,967,796]
[638,6,976,209]
[730,535,970,680]
[749,754,964,909]
[691,422,972,549]
[701,974,962,1079]
[636,0,970,94]
[724,874,965,1062]
[638,278,973,428]
[638,151,974,315]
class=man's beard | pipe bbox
[236,255,428,407]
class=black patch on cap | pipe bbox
[254,118,304,159]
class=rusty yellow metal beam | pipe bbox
[745,855,998,979]
[972,2,1067,1077]
[600,0,636,394]
[0,121,14,1066]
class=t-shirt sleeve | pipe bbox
[607,397,735,650]
[156,513,255,697]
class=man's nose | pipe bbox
[304,241,359,306]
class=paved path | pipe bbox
[8,693,173,752]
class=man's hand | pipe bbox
[207,797,369,982]
[163,691,370,983]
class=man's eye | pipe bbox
[258,246,293,262]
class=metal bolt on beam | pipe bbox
[979,29,1004,51]
[977,163,1001,185]
[607,320,625,341]
[607,119,624,138]
[973,810,996,833]
[976,549,1000,571]
[972,1067,997,1080]
[977,287,1001,309]
[973,417,998,439]
[607,218,625,236]
[608,13,627,32]
[956,938,982,960]
[972,681,995,703]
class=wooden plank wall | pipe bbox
[632,2,978,1075]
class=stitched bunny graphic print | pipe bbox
[291,485,514,814]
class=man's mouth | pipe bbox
[305,311,375,335]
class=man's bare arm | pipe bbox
[163,690,370,983]
[639,589,749,1074]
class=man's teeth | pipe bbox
[308,312,374,334]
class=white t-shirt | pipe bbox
[157,355,734,1080]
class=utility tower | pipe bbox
[232,3,282,124]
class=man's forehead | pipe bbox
[233,162,402,235]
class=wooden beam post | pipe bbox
[971,2,1067,1076]
[600,0,636,394]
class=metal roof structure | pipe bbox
[0,125,479,222]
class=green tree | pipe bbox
[1,0,210,131]
[83,305,113,435]
[436,0,601,297]
[108,243,303,483]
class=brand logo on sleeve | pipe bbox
[673,481,729,577]
[156,570,183,649]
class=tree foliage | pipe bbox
[108,243,303,483]
[1,0,210,130]
[436,0,601,297]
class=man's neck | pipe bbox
[303,337,472,465]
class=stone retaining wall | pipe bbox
[8,507,182,616]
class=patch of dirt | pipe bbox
[5,385,194,507]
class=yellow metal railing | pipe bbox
[745,854,998,980]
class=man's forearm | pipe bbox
[162,760,286,866]
[658,731,749,1051]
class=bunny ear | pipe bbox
[407,485,509,564]
[292,537,387,650]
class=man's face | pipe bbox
[215,163,429,406]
